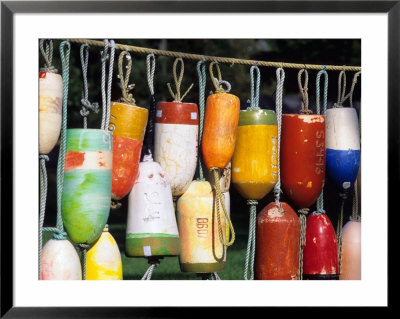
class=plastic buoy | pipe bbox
[40,239,82,280]
[232,109,278,199]
[255,202,300,280]
[154,102,199,196]
[326,107,360,192]
[62,129,112,244]
[303,213,339,279]
[125,155,180,257]
[86,225,123,280]
[339,220,361,280]
[39,71,63,154]
[177,181,229,273]
[280,114,326,208]
[109,102,148,200]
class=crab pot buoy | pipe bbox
[255,202,300,280]
[303,213,339,279]
[62,129,112,245]
[232,109,278,199]
[326,108,360,192]
[177,181,230,273]
[39,71,62,154]
[154,102,199,197]
[281,114,326,208]
[86,225,123,280]
[202,93,240,170]
[204,161,231,192]
[126,155,180,257]
[340,220,361,280]
[40,239,82,280]
[109,102,148,200]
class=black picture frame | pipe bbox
[1,1,394,317]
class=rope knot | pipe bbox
[118,51,136,105]
[79,243,90,250]
[247,199,258,206]
[39,154,50,162]
[52,230,67,240]
[81,99,99,113]
[298,208,310,216]
[313,208,326,215]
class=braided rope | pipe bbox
[248,65,260,110]
[196,60,206,181]
[298,68,312,114]
[78,244,90,280]
[66,39,361,71]
[298,208,309,280]
[100,40,109,130]
[335,70,347,108]
[351,179,360,222]
[143,53,156,158]
[38,154,49,279]
[209,61,226,93]
[106,40,115,131]
[118,50,136,105]
[141,259,160,280]
[167,57,194,102]
[39,39,57,73]
[147,53,156,96]
[273,68,285,203]
[244,200,257,280]
[80,43,99,128]
[336,198,345,274]
[212,168,235,247]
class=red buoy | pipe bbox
[255,202,300,280]
[281,114,325,208]
[303,213,338,279]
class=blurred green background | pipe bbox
[40,39,361,280]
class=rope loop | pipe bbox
[118,50,136,105]
[209,61,225,93]
[39,39,57,73]
[146,53,156,95]
[196,60,207,181]
[298,68,312,114]
[100,39,116,131]
[316,69,328,116]
[39,154,49,162]
[334,70,347,108]
[167,57,194,102]
[248,65,260,110]
[298,207,309,280]
[244,199,257,280]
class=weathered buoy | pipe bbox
[204,161,231,192]
[232,109,278,199]
[40,239,82,280]
[326,107,360,192]
[339,220,361,280]
[177,180,229,273]
[109,102,148,200]
[303,213,339,279]
[86,225,123,280]
[125,155,180,257]
[255,202,300,280]
[280,114,326,208]
[62,129,112,244]
[39,70,63,154]
[154,101,199,196]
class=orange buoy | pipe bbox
[339,220,361,280]
[232,109,278,200]
[280,113,325,208]
[303,213,339,279]
[255,202,300,280]
[109,51,148,201]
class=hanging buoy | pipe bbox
[39,40,62,155]
[62,129,112,244]
[110,51,149,200]
[303,213,339,279]
[154,58,198,197]
[326,107,360,192]
[125,155,180,257]
[40,239,82,280]
[255,202,300,280]
[177,180,229,273]
[232,109,278,199]
[110,102,148,200]
[339,220,361,280]
[86,225,123,280]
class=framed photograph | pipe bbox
[1,0,394,316]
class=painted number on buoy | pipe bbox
[315,130,325,175]
[196,218,209,238]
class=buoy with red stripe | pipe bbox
[303,212,339,279]
[326,71,361,193]
[41,238,82,280]
[110,51,148,201]
[281,69,325,209]
[86,225,123,280]
[39,39,62,155]
[177,181,230,273]
[255,202,300,279]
